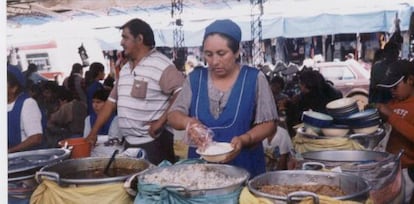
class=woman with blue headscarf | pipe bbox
[168,19,278,177]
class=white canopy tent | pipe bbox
[6,0,414,49]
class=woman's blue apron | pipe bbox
[8,93,29,148]
[8,93,46,150]
[89,112,115,135]
[187,66,265,177]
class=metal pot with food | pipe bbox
[138,163,249,198]
[8,148,71,199]
[248,170,371,203]
[35,149,150,186]
[300,150,404,204]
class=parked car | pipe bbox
[313,60,370,110]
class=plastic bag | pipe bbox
[183,123,214,151]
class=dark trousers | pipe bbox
[124,129,176,165]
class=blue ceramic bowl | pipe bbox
[347,109,379,120]
[302,111,334,128]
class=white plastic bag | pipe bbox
[183,123,214,151]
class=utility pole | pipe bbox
[171,0,185,71]
[250,0,264,66]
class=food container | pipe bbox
[139,163,249,197]
[8,148,71,199]
[196,142,234,163]
[300,150,404,204]
[58,137,92,158]
[36,153,150,186]
[248,170,371,203]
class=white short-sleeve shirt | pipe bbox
[8,98,43,142]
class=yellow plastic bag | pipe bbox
[239,187,273,204]
[299,195,374,204]
[293,134,364,153]
[239,186,373,204]
[30,180,133,204]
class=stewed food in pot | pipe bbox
[258,184,346,197]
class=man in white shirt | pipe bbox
[86,18,184,164]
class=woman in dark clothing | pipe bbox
[63,63,87,103]
[284,68,342,136]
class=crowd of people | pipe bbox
[7,61,114,152]
[7,17,414,203]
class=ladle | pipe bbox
[104,149,119,176]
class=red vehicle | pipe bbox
[313,60,370,109]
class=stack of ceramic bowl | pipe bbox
[302,110,333,135]
[326,98,360,122]
[320,124,350,137]
[341,109,381,134]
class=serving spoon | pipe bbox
[104,149,119,176]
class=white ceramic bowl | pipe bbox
[321,126,350,137]
[353,125,379,135]
[303,124,321,135]
[196,142,234,163]
[326,98,357,110]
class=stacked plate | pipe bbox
[326,98,359,120]
[340,109,381,134]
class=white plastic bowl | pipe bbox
[196,142,234,163]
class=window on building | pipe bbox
[26,53,51,71]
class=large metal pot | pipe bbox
[36,156,151,186]
[138,163,249,197]
[9,148,71,182]
[301,150,403,204]
[248,170,371,203]
[8,148,71,199]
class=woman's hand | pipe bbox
[185,118,213,150]
[218,136,243,163]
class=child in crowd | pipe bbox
[83,89,119,140]
[269,75,289,116]
[47,86,87,141]
[376,59,414,203]
[262,125,293,171]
